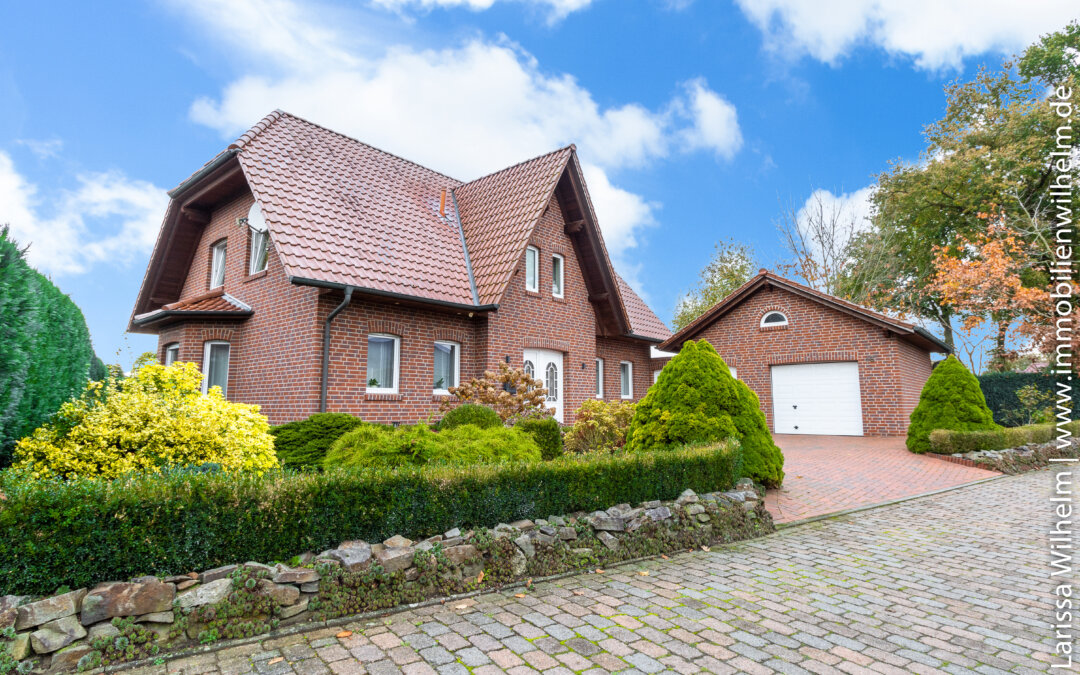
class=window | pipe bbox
[523,359,535,379]
[551,254,564,298]
[367,334,400,394]
[248,202,269,274]
[653,369,661,384]
[210,240,227,288]
[164,343,180,366]
[729,366,738,380]
[433,341,459,394]
[545,362,559,401]
[525,246,539,292]
[201,341,231,396]
[761,311,788,327]
[595,358,604,398]
[620,361,633,399]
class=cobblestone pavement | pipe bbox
[766,435,1000,523]
[137,470,1056,675]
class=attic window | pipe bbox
[761,311,788,328]
[209,240,227,289]
[525,246,539,292]
[248,202,269,274]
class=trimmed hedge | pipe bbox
[0,226,96,467]
[515,417,564,460]
[324,423,541,467]
[928,420,1080,454]
[0,440,742,595]
[977,372,1076,425]
[437,403,501,431]
[271,413,365,468]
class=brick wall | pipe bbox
[674,285,933,436]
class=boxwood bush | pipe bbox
[0,440,742,595]
[271,412,365,468]
[514,417,563,460]
[437,403,502,430]
[324,423,541,467]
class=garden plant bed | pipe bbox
[0,482,772,673]
[931,438,1080,474]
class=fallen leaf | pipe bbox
[336,630,353,638]
[526,578,533,588]
[476,570,485,584]
[700,546,710,552]
[572,590,585,596]
[638,571,649,576]
[268,658,284,665]
[595,569,605,574]
[514,593,526,598]
[661,555,669,560]
[454,603,468,610]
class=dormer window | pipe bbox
[248,202,269,274]
[761,311,788,327]
[209,240,227,289]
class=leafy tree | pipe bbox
[0,226,95,466]
[1018,20,1080,86]
[625,340,784,487]
[672,239,757,331]
[907,355,999,453]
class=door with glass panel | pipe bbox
[523,349,563,422]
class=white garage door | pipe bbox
[771,362,863,436]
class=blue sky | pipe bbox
[0,0,1076,367]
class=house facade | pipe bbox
[659,270,949,437]
[130,111,671,425]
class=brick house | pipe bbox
[658,270,949,436]
[129,111,671,425]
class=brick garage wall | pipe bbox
[897,337,934,424]
[156,191,323,425]
[675,286,931,436]
[321,294,483,425]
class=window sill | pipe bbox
[525,290,541,297]
[244,270,268,283]
[364,392,402,401]
[759,324,789,332]
[552,295,566,302]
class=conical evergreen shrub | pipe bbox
[907,355,1000,453]
[625,340,784,487]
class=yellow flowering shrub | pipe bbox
[14,361,277,479]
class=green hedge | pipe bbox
[928,420,1080,454]
[271,412,365,468]
[977,372,1075,425]
[515,417,564,460]
[0,227,96,467]
[0,441,742,595]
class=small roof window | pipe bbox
[761,311,788,327]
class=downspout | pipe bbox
[320,286,354,413]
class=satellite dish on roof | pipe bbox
[248,201,267,232]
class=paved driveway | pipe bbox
[764,434,1000,524]
[144,470,1055,675]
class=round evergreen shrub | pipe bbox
[907,354,1000,453]
[438,403,502,431]
[324,423,541,468]
[625,340,784,487]
[271,412,365,468]
[514,417,564,460]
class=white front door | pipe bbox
[524,349,564,422]
[771,362,863,436]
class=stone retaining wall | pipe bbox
[0,480,772,673]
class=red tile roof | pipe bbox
[617,275,671,341]
[133,289,251,326]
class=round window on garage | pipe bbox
[761,311,788,328]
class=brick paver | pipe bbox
[131,470,1057,674]
[765,434,1000,523]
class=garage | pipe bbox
[771,362,863,436]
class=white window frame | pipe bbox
[653,369,661,384]
[164,343,180,366]
[551,253,564,298]
[525,246,539,292]
[366,333,401,395]
[209,240,227,289]
[432,340,460,395]
[620,361,633,399]
[201,341,231,396]
[595,358,604,398]
[729,366,738,380]
[760,311,788,328]
[248,202,269,275]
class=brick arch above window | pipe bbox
[199,327,236,342]
[522,337,570,353]
[367,320,406,336]
[759,306,790,331]
[433,328,468,344]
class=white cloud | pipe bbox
[677,78,742,160]
[734,0,1079,70]
[0,152,167,276]
[15,137,63,160]
[180,0,743,260]
[369,0,594,23]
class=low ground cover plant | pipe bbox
[271,412,365,468]
[0,440,742,595]
[907,355,1000,453]
[626,340,784,487]
[564,399,635,454]
[13,361,277,479]
[324,423,541,467]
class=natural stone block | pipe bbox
[676,489,699,505]
[374,546,415,574]
[383,534,413,548]
[596,532,620,551]
[589,516,625,532]
[273,564,319,584]
[10,633,31,660]
[300,582,320,593]
[319,540,372,572]
[15,589,86,630]
[558,527,577,541]
[510,519,535,532]
[279,598,309,619]
[509,548,528,576]
[81,580,175,625]
[87,622,120,642]
[514,535,535,559]
[137,611,174,623]
[645,506,672,521]
[200,564,238,584]
[177,578,232,609]
[30,615,86,654]
[443,527,461,539]
[685,504,705,516]
[444,545,479,566]
[255,580,300,606]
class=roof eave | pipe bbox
[130,309,253,330]
[289,276,497,313]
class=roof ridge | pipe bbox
[460,144,575,188]
[761,271,914,329]
[244,110,464,185]
[229,110,285,151]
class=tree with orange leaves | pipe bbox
[928,217,1046,371]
